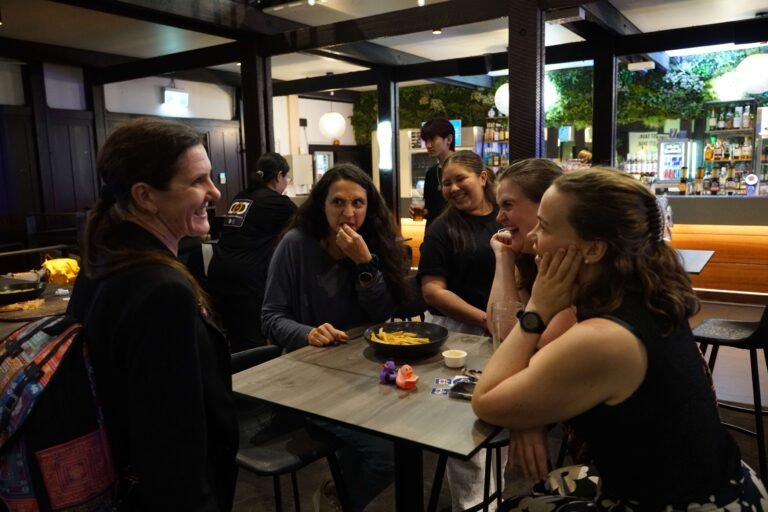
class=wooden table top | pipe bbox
[676,248,715,275]
[0,276,71,326]
[232,328,500,459]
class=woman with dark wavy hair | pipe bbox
[262,162,407,511]
[68,118,237,511]
[473,168,767,510]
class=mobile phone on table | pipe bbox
[448,381,476,400]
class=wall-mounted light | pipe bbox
[432,28,442,35]
[163,80,189,108]
[0,7,4,26]
[417,0,425,6]
[308,0,316,5]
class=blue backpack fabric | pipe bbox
[0,315,119,511]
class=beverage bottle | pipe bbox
[708,108,717,131]
[678,177,687,195]
[743,105,751,129]
[725,108,734,129]
[704,142,714,161]
[695,166,704,195]
[734,106,743,129]
[709,172,720,195]
[717,109,726,129]
[725,166,737,195]
[743,138,752,161]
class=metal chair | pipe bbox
[232,347,350,511]
[694,305,768,478]
[427,429,509,512]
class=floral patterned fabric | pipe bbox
[503,461,768,511]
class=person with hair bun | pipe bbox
[207,152,296,352]
[68,118,237,511]
[473,168,767,510]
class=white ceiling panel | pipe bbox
[1,0,232,58]
[263,0,451,26]
[270,52,370,81]
[610,0,767,32]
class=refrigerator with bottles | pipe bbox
[755,107,768,195]
[656,138,698,184]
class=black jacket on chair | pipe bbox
[68,222,238,512]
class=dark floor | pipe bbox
[233,300,767,511]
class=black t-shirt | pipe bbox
[417,208,500,314]
[208,187,297,298]
[423,163,446,227]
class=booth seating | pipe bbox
[694,305,768,478]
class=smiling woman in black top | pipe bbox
[68,118,237,512]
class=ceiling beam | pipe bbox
[0,36,134,68]
[616,16,768,55]
[273,70,380,96]
[51,0,301,38]
[90,42,242,85]
[260,0,511,56]
[273,41,592,96]
[306,42,490,89]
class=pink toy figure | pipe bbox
[395,364,419,390]
[379,360,397,384]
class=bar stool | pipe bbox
[693,305,768,478]
[427,429,509,512]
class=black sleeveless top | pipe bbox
[571,296,740,507]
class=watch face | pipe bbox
[520,312,545,333]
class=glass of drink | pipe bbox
[411,196,426,222]
[491,301,523,351]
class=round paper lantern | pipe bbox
[736,53,768,94]
[712,71,745,101]
[494,83,509,116]
[319,112,347,140]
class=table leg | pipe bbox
[394,440,424,512]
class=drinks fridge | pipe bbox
[756,107,768,195]
[657,138,698,184]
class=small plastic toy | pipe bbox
[379,360,397,384]
[395,364,420,390]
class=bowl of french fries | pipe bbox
[363,321,449,358]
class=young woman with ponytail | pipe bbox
[68,118,237,511]
[473,168,767,510]
[207,152,296,352]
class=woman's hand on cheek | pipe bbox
[528,245,582,322]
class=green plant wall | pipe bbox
[351,49,768,145]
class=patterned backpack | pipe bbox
[0,315,118,511]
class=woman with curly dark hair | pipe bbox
[473,168,767,510]
[261,162,408,511]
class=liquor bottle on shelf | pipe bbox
[704,141,714,161]
[743,105,751,129]
[733,106,743,129]
[717,109,726,130]
[742,138,752,161]
[694,166,704,194]
[702,168,711,194]
[725,107,734,130]
[708,108,717,131]
[678,176,687,195]
[713,139,723,160]
[725,166,737,195]
[709,168,721,195]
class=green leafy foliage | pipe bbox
[351,49,768,143]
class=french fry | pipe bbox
[370,328,430,345]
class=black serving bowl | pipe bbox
[0,282,46,306]
[364,321,449,359]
